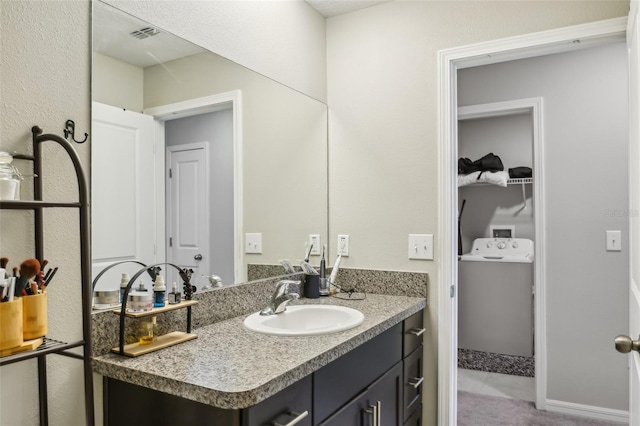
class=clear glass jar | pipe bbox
[0,152,22,200]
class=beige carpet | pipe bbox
[458,391,625,426]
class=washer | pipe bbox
[458,238,534,357]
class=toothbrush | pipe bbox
[320,245,326,279]
[328,243,345,285]
[304,242,314,263]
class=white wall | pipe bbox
[458,42,629,411]
[103,0,327,103]
[326,2,629,424]
[92,52,143,112]
[165,110,235,284]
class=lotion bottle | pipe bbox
[168,282,181,305]
[119,273,130,303]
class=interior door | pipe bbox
[91,102,156,287]
[166,144,210,287]
[622,3,640,423]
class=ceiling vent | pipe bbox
[129,27,160,40]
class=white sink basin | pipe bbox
[243,305,364,336]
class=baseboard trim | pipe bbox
[545,399,628,423]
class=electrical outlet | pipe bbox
[245,233,262,254]
[309,234,321,256]
[409,234,433,260]
[337,234,350,257]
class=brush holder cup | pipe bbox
[303,274,320,299]
[0,298,23,350]
[23,292,47,340]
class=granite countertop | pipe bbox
[92,293,425,410]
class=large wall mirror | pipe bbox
[91,1,328,291]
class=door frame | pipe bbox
[458,97,545,407]
[144,90,244,283]
[437,17,627,425]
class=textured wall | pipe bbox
[0,1,91,425]
[326,2,629,424]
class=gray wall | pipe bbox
[458,112,534,250]
[458,42,629,410]
[165,110,235,284]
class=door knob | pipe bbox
[194,254,203,261]
[614,334,640,353]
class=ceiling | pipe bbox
[93,1,395,68]
[305,0,394,18]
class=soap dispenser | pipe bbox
[153,275,166,308]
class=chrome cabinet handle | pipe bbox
[376,400,381,425]
[408,328,425,337]
[407,376,424,389]
[273,410,308,426]
[194,254,203,261]
[366,402,379,426]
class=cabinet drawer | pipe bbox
[403,404,422,426]
[318,362,403,426]
[314,323,402,425]
[403,346,423,422]
[403,311,424,357]
[243,374,312,426]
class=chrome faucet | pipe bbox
[260,280,300,316]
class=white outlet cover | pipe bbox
[337,234,349,257]
[409,234,433,260]
[309,234,321,256]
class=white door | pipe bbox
[166,143,210,288]
[91,102,156,289]
[622,3,640,423]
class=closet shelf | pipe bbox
[462,177,533,209]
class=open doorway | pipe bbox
[437,18,629,425]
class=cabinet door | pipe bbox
[403,346,423,422]
[314,323,402,424]
[319,362,403,426]
[242,374,312,426]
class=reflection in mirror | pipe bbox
[91,1,328,294]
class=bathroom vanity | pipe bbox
[93,294,425,426]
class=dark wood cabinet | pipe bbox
[104,309,424,426]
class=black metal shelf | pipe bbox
[0,125,94,426]
[0,338,85,366]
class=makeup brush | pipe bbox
[15,258,40,297]
[44,267,58,287]
[0,257,8,269]
[37,260,48,289]
[12,267,17,277]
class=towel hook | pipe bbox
[63,119,88,144]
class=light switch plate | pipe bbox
[606,230,622,252]
[409,234,433,260]
[245,233,262,254]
